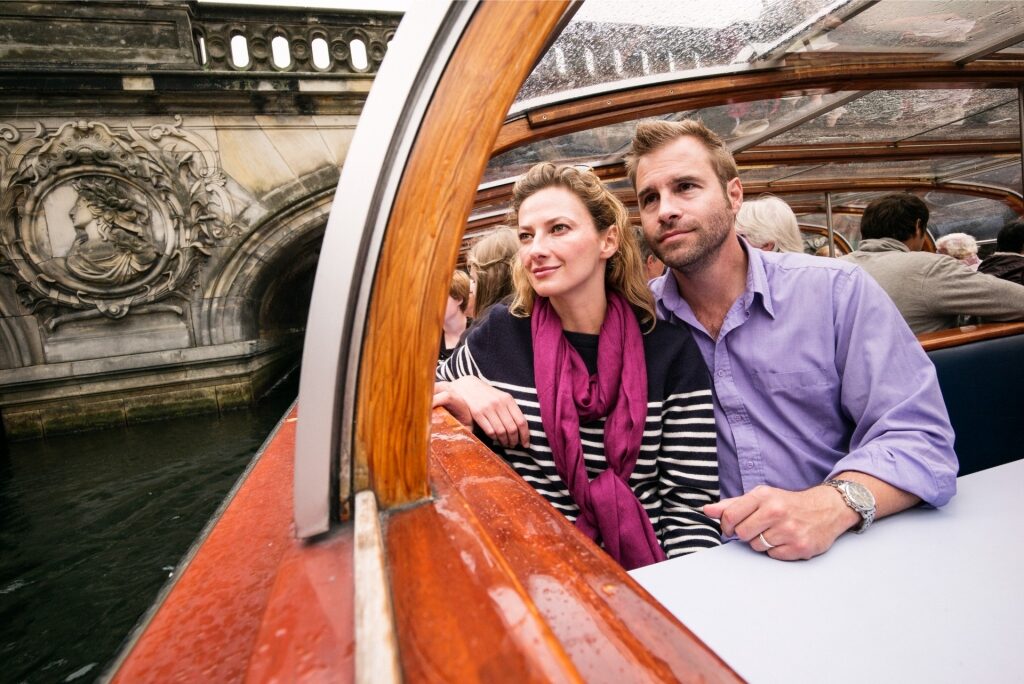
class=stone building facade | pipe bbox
[0,1,399,439]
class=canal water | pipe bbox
[0,374,298,684]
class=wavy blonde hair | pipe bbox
[506,162,656,329]
[467,227,518,319]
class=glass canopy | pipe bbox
[471,0,1024,257]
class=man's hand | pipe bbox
[448,376,530,448]
[704,484,861,561]
[432,382,473,427]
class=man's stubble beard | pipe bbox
[649,206,735,276]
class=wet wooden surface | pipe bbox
[355,0,570,507]
[385,410,744,683]
[108,406,355,683]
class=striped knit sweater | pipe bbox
[437,304,721,558]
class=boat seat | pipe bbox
[927,332,1024,476]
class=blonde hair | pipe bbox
[506,162,655,329]
[467,227,518,319]
[736,195,804,253]
[448,270,470,313]
[625,119,738,191]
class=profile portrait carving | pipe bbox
[0,118,239,324]
[65,177,160,285]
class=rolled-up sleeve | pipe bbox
[830,267,958,506]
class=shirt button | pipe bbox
[716,370,726,378]
[745,461,755,469]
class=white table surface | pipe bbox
[630,459,1024,683]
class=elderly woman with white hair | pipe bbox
[735,194,804,253]
[935,232,980,270]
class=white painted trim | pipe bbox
[354,491,401,684]
[294,1,478,537]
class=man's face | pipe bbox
[634,136,743,274]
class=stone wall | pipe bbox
[0,1,400,439]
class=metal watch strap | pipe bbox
[824,479,875,533]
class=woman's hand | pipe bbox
[432,382,473,427]
[448,376,530,448]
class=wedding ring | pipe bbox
[758,532,776,550]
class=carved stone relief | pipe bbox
[0,117,239,328]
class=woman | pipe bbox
[466,226,518,323]
[735,194,804,254]
[436,163,720,570]
[439,270,470,363]
[66,176,159,285]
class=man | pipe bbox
[840,194,1024,333]
[634,225,666,281]
[626,119,957,560]
[979,219,1024,286]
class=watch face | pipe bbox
[844,482,875,509]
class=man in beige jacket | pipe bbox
[841,193,1024,334]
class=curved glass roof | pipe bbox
[469,0,1024,258]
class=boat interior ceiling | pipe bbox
[464,0,1024,261]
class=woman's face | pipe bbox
[69,196,93,230]
[445,294,463,320]
[516,186,617,302]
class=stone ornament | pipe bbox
[0,117,238,325]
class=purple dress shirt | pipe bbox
[650,239,957,507]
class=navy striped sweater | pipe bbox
[437,304,721,558]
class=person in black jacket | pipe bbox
[435,163,720,568]
[979,220,1024,286]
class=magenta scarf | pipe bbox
[532,292,666,570]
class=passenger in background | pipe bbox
[439,270,470,363]
[979,219,1024,286]
[735,194,804,253]
[935,232,980,270]
[841,193,1024,334]
[634,226,666,281]
[466,227,518,323]
[435,163,721,569]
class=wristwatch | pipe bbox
[823,479,876,533]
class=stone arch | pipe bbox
[198,166,337,346]
[0,285,44,369]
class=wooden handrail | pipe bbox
[388,410,744,682]
[918,321,1024,352]
[355,1,570,507]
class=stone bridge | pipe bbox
[0,1,400,439]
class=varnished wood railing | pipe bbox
[918,321,1024,352]
[354,1,569,507]
[385,410,743,683]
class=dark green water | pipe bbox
[0,375,298,684]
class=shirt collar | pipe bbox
[651,236,775,322]
[857,237,911,253]
[742,238,775,319]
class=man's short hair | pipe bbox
[625,119,739,190]
[996,219,1024,254]
[860,193,929,242]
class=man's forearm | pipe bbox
[832,470,921,521]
